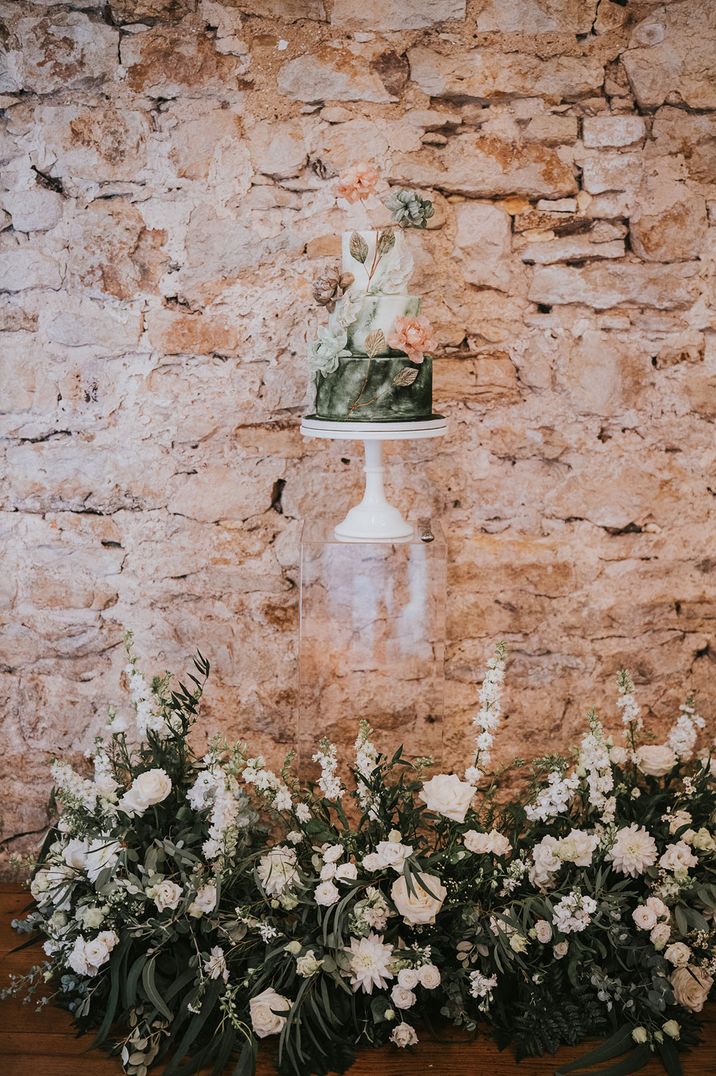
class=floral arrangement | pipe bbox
[4,639,715,1076]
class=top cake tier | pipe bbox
[340,227,414,295]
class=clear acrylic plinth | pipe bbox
[298,519,446,770]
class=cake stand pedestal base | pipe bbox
[300,416,447,543]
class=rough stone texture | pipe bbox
[0,1,714,872]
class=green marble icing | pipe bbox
[312,355,435,422]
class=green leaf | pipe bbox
[93,935,131,1047]
[142,955,173,1022]
[123,952,147,1010]
[555,1024,635,1073]
[349,231,369,264]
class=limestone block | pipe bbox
[278,46,400,103]
[225,0,326,19]
[475,0,598,34]
[519,235,625,265]
[65,199,168,300]
[564,331,643,415]
[146,306,243,356]
[34,105,152,184]
[630,165,708,262]
[408,46,604,102]
[10,12,118,95]
[40,297,143,354]
[0,242,63,292]
[332,0,465,31]
[122,25,248,97]
[248,120,307,179]
[523,114,579,146]
[623,0,716,110]
[528,261,701,310]
[1,188,64,233]
[582,115,647,148]
[580,151,642,196]
[452,202,513,290]
[391,135,577,198]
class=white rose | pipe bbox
[76,905,106,930]
[335,862,358,884]
[188,883,217,918]
[152,880,183,912]
[636,745,676,778]
[632,904,658,931]
[320,862,337,880]
[645,896,669,920]
[691,828,716,852]
[314,880,340,906]
[390,1022,418,1048]
[391,872,446,926]
[665,942,692,967]
[249,987,291,1038]
[418,963,441,990]
[671,966,714,1013]
[554,941,569,959]
[390,985,416,1010]
[363,840,413,874]
[650,922,671,950]
[464,829,512,856]
[67,938,91,977]
[63,838,88,871]
[534,919,552,943]
[659,841,698,874]
[610,746,628,766]
[397,967,420,990]
[419,774,474,823]
[321,844,343,863]
[119,768,172,816]
[296,950,322,978]
[558,829,598,867]
[85,838,122,884]
[667,810,692,834]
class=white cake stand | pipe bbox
[301,416,448,542]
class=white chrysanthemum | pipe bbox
[607,824,658,877]
[345,933,394,994]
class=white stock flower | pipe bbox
[390,985,416,1009]
[312,740,344,801]
[463,829,511,856]
[345,933,394,994]
[203,945,229,981]
[391,872,446,926]
[552,892,597,935]
[118,769,172,816]
[469,971,498,1000]
[419,774,474,823]
[659,841,698,874]
[314,880,340,907]
[469,643,506,772]
[257,846,299,897]
[525,769,579,823]
[390,1022,418,1047]
[607,824,658,877]
[635,745,677,778]
[579,716,616,823]
[668,700,705,761]
[249,988,290,1038]
[188,883,217,918]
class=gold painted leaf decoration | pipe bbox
[365,330,386,358]
[377,229,396,256]
[393,366,419,387]
[349,231,369,264]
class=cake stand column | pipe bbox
[334,438,413,542]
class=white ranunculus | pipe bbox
[63,838,89,871]
[391,872,446,926]
[314,880,340,906]
[463,829,512,856]
[68,930,119,977]
[151,880,183,912]
[418,963,441,990]
[118,768,172,816]
[659,841,698,874]
[650,922,671,950]
[665,942,692,967]
[534,919,552,943]
[632,904,658,931]
[635,745,677,778]
[85,838,122,884]
[249,988,291,1038]
[390,1022,418,1048]
[188,883,217,918]
[390,985,416,1009]
[671,966,714,1012]
[419,774,474,823]
[257,846,299,897]
[397,967,420,990]
[335,862,358,883]
[320,862,337,880]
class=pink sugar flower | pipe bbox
[336,162,380,203]
[387,315,437,364]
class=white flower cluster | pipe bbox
[525,768,579,823]
[616,668,642,735]
[91,750,119,803]
[312,739,344,802]
[466,641,506,783]
[242,756,292,812]
[67,929,119,977]
[50,761,98,813]
[354,721,379,817]
[469,970,498,1009]
[349,886,391,936]
[188,763,250,862]
[552,891,598,935]
[363,831,413,873]
[529,829,599,889]
[125,660,166,738]
[314,842,357,907]
[579,715,616,823]
[668,699,706,761]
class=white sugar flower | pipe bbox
[345,933,394,994]
[607,824,658,877]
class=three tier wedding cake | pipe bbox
[306,166,440,424]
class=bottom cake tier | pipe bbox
[312,354,434,422]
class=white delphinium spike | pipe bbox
[50,761,98,813]
[124,644,165,739]
[667,694,705,761]
[188,761,251,863]
[92,749,119,804]
[616,669,642,754]
[313,738,344,801]
[354,721,379,816]
[525,768,579,822]
[578,711,616,824]
[242,756,293,812]
[465,641,506,784]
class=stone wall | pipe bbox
[1,0,714,867]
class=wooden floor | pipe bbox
[1,885,714,1075]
